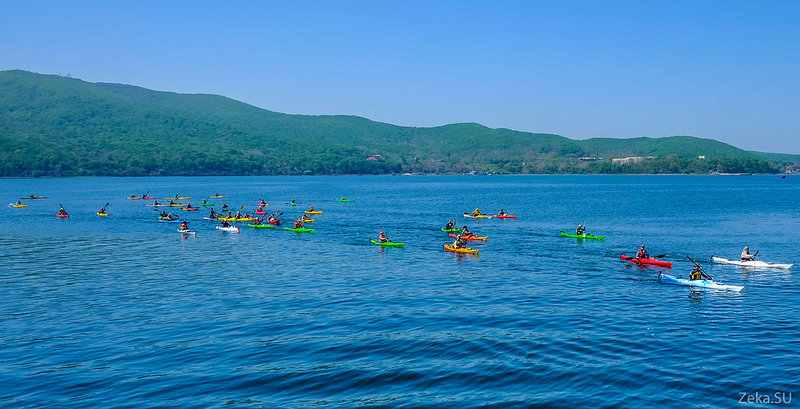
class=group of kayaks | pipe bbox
[557,223,794,291]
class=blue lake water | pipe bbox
[1,175,798,408]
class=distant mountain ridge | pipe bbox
[0,70,793,176]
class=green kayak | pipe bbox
[560,231,605,240]
[334,199,355,202]
[441,228,462,233]
[247,224,275,229]
[370,240,405,248]
[284,227,315,233]
[200,203,214,206]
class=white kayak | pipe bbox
[177,229,196,235]
[711,256,792,270]
[659,272,743,292]
[216,226,240,233]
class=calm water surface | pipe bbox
[1,175,798,408]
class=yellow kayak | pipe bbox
[305,210,323,215]
[217,217,236,221]
[235,217,257,222]
[210,195,227,198]
[10,203,27,208]
[169,203,187,207]
[165,197,192,200]
[96,212,109,217]
[443,244,479,254]
[463,213,491,219]
[297,218,315,223]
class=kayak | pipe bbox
[169,203,186,207]
[216,226,240,233]
[443,244,479,254]
[158,218,180,223]
[659,272,743,292]
[56,213,70,218]
[200,203,214,206]
[177,229,196,235]
[203,217,218,220]
[371,240,405,247]
[711,256,792,270]
[246,224,275,229]
[334,199,355,202]
[266,219,281,225]
[448,233,488,242]
[182,207,199,211]
[441,228,462,233]
[218,217,236,221]
[9,203,27,208]
[165,196,192,200]
[235,217,257,222]
[258,202,268,207]
[284,227,315,233]
[210,195,227,198]
[96,212,109,217]
[149,204,171,207]
[127,196,142,200]
[21,196,47,199]
[297,218,315,223]
[463,213,491,219]
[254,211,268,215]
[620,254,672,267]
[560,231,605,240]
[305,210,323,215]
[492,214,518,219]
[290,202,297,206]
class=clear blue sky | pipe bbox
[2,1,798,153]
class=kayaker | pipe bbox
[58,207,67,215]
[153,200,161,206]
[15,200,22,206]
[209,209,217,218]
[290,200,296,206]
[741,246,756,261]
[256,206,264,213]
[309,204,315,212]
[294,220,305,229]
[576,225,585,235]
[234,210,242,218]
[462,225,471,236]
[185,202,192,208]
[379,231,388,243]
[169,200,176,206]
[341,196,347,200]
[472,208,481,216]
[179,220,189,231]
[636,245,649,259]
[453,237,467,249]
[498,209,506,216]
[174,194,180,199]
[221,220,231,228]
[689,265,703,280]
[99,206,106,214]
[253,218,262,226]
[202,199,208,204]
[445,220,455,230]
[160,210,168,217]
[225,212,233,218]
[259,199,267,206]
[301,213,311,221]
[221,204,229,211]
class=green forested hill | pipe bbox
[0,70,787,176]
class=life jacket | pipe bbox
[690,270,702,280]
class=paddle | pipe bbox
[686,255,714,281]
[654,254,666,259]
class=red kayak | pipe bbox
[56,213,70,218]
[448,233,488,242]
[255,211,268,215]
[266,218,281,225]
[182,207,199,211]
[620,254,672,268]
[492,214,517,219]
